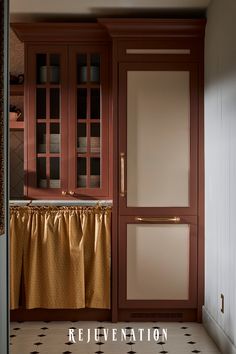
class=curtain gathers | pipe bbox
[10,206,111,310]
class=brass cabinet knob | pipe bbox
[61,190,67,196]
[69,190,75,196]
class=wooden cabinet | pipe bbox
[12,24,111,199]
[12,20,205,322]
[99,19,206,322]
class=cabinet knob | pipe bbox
[69,190,75,196]
[61,190,67,196]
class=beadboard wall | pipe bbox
[204,0,236,352]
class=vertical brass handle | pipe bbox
[120,152,125,197]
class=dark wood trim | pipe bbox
[111,38,119,323]
[10,84,24,96]
[197,46,205,323]
[11,309,111,322]
[116,38,203,62]
[99,18,206,38]
[11,23,111,43]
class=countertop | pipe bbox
[10,200,113,206]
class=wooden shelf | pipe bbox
[10,121,24,130]
[10,84,24,96]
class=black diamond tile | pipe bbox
[69,326,77,329]
[181,326,188,329]
[185,333,192,336]
[188,341,196,344]
[95,352,104,354]
[30,352,39,354]
[97,326,104,329]
[96,342,104,345]
[127,351,136,354]
[34,342,43,346]
[192,351,201,353]
[152,326,160,329]
[40,327,48,330]
[160,351,168,354]
[125,326,132,329]
[10,335,16,338]
[126,333,132,337]
[63,352,72,354]
[98,333,104,337]
[157,341,165,345]
[13,327,21,330]
[126,342,135,345]
[38,334,46,337]
[65,342,73,345]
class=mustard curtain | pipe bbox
[10,206,111,310]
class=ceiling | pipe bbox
[10,0,211,22]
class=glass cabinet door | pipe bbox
[68,47,109,197]
[27,47,68,197]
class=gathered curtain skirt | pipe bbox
[10,206,111,310]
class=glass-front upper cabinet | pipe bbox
[25,45,110,199]
[68,46,109,198]
[26,47,68,198]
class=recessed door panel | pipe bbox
[127,224,189,300]
[127,71,190,207]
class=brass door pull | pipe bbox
[120,152,125,197]
[61,190,67,196]
[135,216,181,223]
[69,191,75,196]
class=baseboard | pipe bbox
[10,308,111,322]
[203,306,236,354]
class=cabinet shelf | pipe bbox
[10,121,24,130]
[10,84,24,96]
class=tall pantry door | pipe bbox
[118,62,199,315]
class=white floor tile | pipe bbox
[9,321,222,354]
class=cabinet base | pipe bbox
[118,308,198,322]
[10,308,111,322]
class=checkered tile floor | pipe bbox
[10,321,221,354]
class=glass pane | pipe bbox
[77,123,87,153]
[127,71,190,207]
[90,54,100,83]
[37,157,47,188]
[77,157,87,188]
[50,124,60,153]
[36,54,46,84]
[90,157,100,188]
[77,54,87,84]
[90,88,100,119]
[50,88,60,119]
[37,123,46,153]
[36,88,46,119]
[49,54,60,84]
[77,89,87,119]
[50,157,60,188]
[127,224,190,300]
[91,123,100,153]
